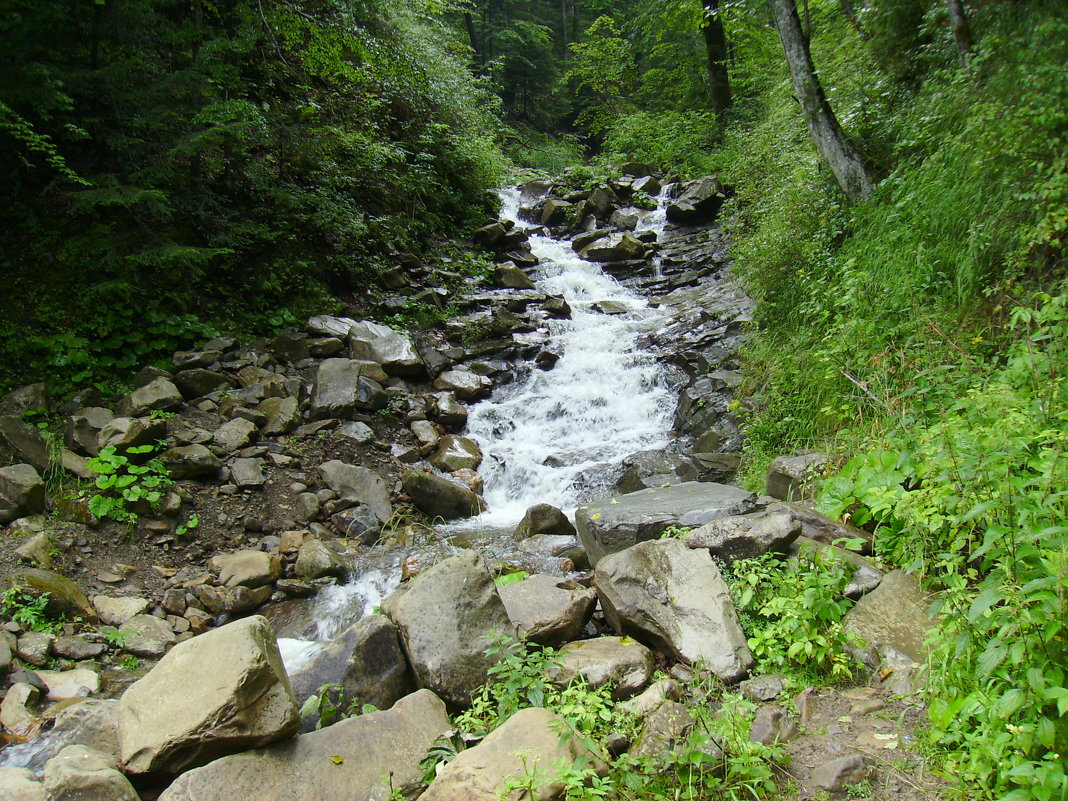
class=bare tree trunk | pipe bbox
[463,12,482,66]
[702,0,732,114]
[801,0,811,41]
[560,0,569,61]
[838,0,868,39]
[946,0,973,72]
[768,0,874,202]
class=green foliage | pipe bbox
[298,683,368,730]
[1,588,62,634]
[813,289,1068,799]
[85,445,172,524]
[452,636,788,801]
[103,629,131,648]
[493,570,530,587]
[729,551,863,682]
[0,0,505,394]
[599,111,720,180]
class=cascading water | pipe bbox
[459,188,676,527]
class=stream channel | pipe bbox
[275,186,682,673]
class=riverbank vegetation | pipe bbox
[3,0,1066,796]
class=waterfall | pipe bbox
[459,188,676,527]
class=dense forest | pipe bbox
[2,0,1067,798]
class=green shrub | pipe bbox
[85,444,173,524]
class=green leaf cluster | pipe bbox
[85,444,173,523]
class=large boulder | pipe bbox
[843,570,932,670]
[46,698,121,762]
[161,445,222,480]
[421,707,606,801]
[294,539,347,581]
[514,503,576,539]
[579,233,648,263]
[347,321,423,376]
[614,450,701,495]
[498,575,596,647]
[381,551,512,709]
[765,452,829,501]
[8,568,96,621]
[43,745,139,801]
[427,435,482,472]
[65,407,115,456]
[401,469,485,520]
[309,359,389,420]
[0,416,51,472]
[432,370,492,401]
[216,551,282,588]
[96,416,167,453]
[258,396,301,436]
[117,377,183,417]
[550,637,653,701]
[683,509,801,564]
[576,482,759,566]
[540,197,572,226]
[0,768,45,801]
[119,615,299,776]
[158,689,450,801]
[319,461,392,523]
[288,615,414,728]
[665,176,728,225]
[0,464,45,524]
[595,539,753,682]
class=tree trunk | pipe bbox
[838,0,868,40]
[768,0,874,202]
[560,0,569,62]
[945,0,973,72]
[463,12,482,66]
[701,0,732,114]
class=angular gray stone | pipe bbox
[53,635,107,661]
[43,744,139,801]
[0,416,51,473]
[748,704,797,746]
[330,505,380,544]
[683,509,801,564]
[258,396,301,436]
[843,570,932,669]
[229,457,266,489]
[401,469,485,521]
[494,263,535,290]
[17,631,53,666]
[576,481,759,567]
[382,551,511,709]
[173,368,232,399]
[765,452,830,501]
[216,550,282,588]
[0,383,48,417]
[580,233,647,262]
[550,637,653,701]
[172,350,223,371]
[595,539,753,681]
[337,421,374,444]
[122,614,177,658]
[92,595,150,626]
[498,575,596,647]
[810,755,871,792]
[0,464,45,524]
[617,679,684,719]
[288,615,414,726]
[47,699,120,762]
[213,418,258,453]
[1,683,41,737]
[421,707,606,801]
[118,378,183,417]
[632,701,700,760]
[318,461,392,523]
[540,197,572,226]
[157,689,449,801]
[432,369,492,401]
[119,615,299,776]
[96,416,167,453]
[9,568,96,621]
[614,450,701,495]
[514,503,576,539]
[65,407,114,456]
[305,315,358,339]
[309,359,388,420]
[666,175,727,225]
[427,435,482,472]
[161,445,222,480]
[347,320,422,376]
[294,539,347,580]
[14,530,52,568]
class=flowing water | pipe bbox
[457,188,676,528]
[276,186,680,669]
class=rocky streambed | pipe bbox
[0,166,939,800]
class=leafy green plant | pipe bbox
[103,629,131,648]
[493,570,530,587]
[1,588,63,634]
[120,655,139,671]
[729,551,863,681]
[85,444,173,523]
[298,683,367,730]
[175,513,199,539]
